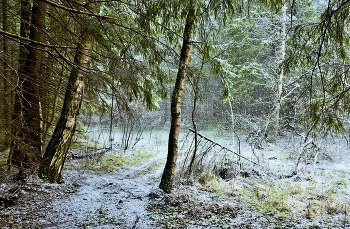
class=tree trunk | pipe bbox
[274,5,287,137]
[8,0,46,171]
[159,5,196,193]
[8,0,32,169]
[2,0,12,149]
[23,0,47,157]
[39,31,93,183]
[109,86,114,150]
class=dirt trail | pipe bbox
[2,132,350,228]
[0,151,167,229]
[52,155,166,228]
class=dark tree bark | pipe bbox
[22,0,47,159]
[2,0,12,149]
[159,5,196,193]
[39,31,93,183]
[8,0,32,168]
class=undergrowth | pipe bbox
[81,148,155,173]
[148,188,237,228]
[0,152,7,165]
[199,173,349,222]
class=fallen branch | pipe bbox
[188,129,262,167]
[278,171,297,179]
[68,147,111,160]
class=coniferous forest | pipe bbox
[1,0,350,228]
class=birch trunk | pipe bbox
[39,32,93,183]
[274,5,287,137]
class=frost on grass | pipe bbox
[148,132,350,228]
[1,131,350,228]
[148,186,237,228]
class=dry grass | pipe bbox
[80,148,156,173]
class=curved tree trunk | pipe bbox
[39,31,93,183]
[159,5,196,193]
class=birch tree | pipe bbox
[36,0,168,182]
[39,30,93,183]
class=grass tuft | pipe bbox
[81,148,156,173]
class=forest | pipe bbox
[0,0,350,228]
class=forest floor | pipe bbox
[1,129,350,228]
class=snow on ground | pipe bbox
[1,130,350,228]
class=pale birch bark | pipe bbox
[274,5,287,137]
[39,32,93,183]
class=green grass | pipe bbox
[237,177,349,220]
[0,154,7,165]
[137,161,164,176]
[196,170,348,221]
[70,141,104,151]
[64,164,75,170]
[81,148,156,172]
[203,175,232,195]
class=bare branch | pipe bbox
[0,29,74,49]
